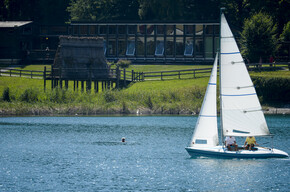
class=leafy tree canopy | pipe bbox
[280,21,290,42]
[241,12,278,63]
[0,0,70,24]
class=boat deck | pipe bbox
[185,146,289,159]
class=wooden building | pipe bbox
[53,36,110,80]
[0,21,34,64]
[39,21,220,65]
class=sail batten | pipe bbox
[220,13,270,137]
[222,93,256,96]
[220,52,240,54]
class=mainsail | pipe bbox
[190,53,219,147]
[220,14,270,137]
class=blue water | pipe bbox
[0,115,289,191]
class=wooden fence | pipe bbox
[0,62,289,91]
[0,62,289,81]
[0,68,49,79]
[141,68,212,81]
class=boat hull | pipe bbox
[185,146,289,159]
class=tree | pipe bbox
[0,0,6,20]
[280,22,290,42]
[240,12,278,63]
[2,0,40,21]
[1,0,69,24]
[183,0,219,21]
[67,0,139,22]
[39,0,70,24]
[279,21,290,59]
[220,0,247,29]
[277,0,290,34]
[98,0,139,21]
[67,0,98,22]
[138,0,183,21]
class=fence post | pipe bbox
[51,66,54,90]
[81,81,84,92]
[116,66,120,89]
[31,71,33,78]
[44,66,46,92]
[132,70,134,81]
[10,69,11,76]
[87,66,92,92]
[20,70,22,77]
[193,69,196,78]
[59,66,62,88]
[161,72,163,80]
[124,68,126,86]
[65,80,68,89]
[178,71,180,79]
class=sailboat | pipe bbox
[185,13,288,159]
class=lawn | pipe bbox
[0,64,289,115]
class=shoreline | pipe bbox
[263,107,290,115]
[1,106,290,116]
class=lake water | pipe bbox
[0,115,289,191]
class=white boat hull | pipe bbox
[185,146,289,159]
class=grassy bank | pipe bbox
[1,65,289,116]
[0,75,208,115]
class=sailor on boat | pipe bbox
[225,136,238,151]
[244,136,258,150]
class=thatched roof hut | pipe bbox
[53,36,110,80]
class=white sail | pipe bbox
[190,53,219,147]
[220,14,270,137]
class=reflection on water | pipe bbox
[0,116,289,191]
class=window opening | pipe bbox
[155,41,164,56]
[126,40,135,56]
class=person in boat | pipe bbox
[244,136,257,150]
[225,136,238,151]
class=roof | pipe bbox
[0,21,33,28]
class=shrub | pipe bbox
[2,87,11,102]
[117,60,131,69]
[253,77,290,104]
[121,101,130,114]
[144,95,153,109]
[20,88,38,102]
[48,88,71,103]
[103,90,116,103]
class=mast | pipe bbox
[219,7,225,146]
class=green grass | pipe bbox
[15,65,51,71]
[0,75,208,115]
[0,64,289,115]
